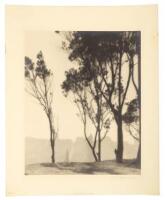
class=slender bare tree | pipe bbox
[24,51,57,163]
[62,67,112,161]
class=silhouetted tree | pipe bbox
[62,66,112,162]
[24,51,57,163]
[125,32,141,165]
[60,31,140,163]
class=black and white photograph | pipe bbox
[5,5,159,195]
[24,31,141,175]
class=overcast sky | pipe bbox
[24,31,137,145]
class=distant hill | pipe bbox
[25,136,138,164]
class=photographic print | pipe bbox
[6,6,158,195]
[24,31,141,175]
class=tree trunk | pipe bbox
[92,149,98,162]
[51,138,55,163]
[98,131,101,162]
[96,95,101,162]
[137,39,141,168]
[115,115,123,163]
[136,142,141,167]
[48,113,56,164]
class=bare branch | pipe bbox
[128,126,139,141]
[121,53,132,108]
[131,60,139,95]
[101,129,109,142]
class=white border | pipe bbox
[1,0,164,199]
[3,0,160,6]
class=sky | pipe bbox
[24,31,137,145]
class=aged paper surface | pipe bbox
[6,5,159,195]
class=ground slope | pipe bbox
[25,160,140,175]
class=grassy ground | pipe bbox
[25,159,140,175]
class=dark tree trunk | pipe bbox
[98,131,101,162]
[114,53,124,163]
[97,114,101,162]
[136,142,141,167]
[92,149,98,162]
[115,115,123,163]
[137,33,141,168]
[48,114,56,164]
[51,154,55,163]
[50,138,55,163]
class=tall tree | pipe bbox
[125,32,141,165]
[60,31,140,162]
[24,51,57,163]
[62,65,112,162]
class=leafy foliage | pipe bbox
[60,31,140,162]
[25,51,51,80]
[66,31,140,62]
[123,98,139,124]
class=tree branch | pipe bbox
[121,53,132,108]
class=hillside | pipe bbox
[25,160,140,175]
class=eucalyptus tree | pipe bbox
[62,64,112,162]
[61,31,140,163]
[24,51,57,163]
[124,32,141,165]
